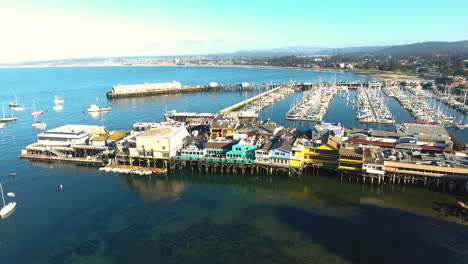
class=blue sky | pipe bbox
[1,0,467,63]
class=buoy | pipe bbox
[60,184,63,190]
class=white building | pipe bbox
[112,81,182,94]
[37,124,104,146]
[132,124,189,158]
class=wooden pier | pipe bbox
[106,81,369,99]
[107,83,282,99]
[219,85,283,113]
[19,152,468,192]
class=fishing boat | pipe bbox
[87,104,111,113]
[31,100,44,116]
[0,183,16,219]
[0,106,18,122]
[53,96,64,104]
[32,121,47,129]
[10,94,26,111]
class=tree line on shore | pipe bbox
[240,55,468,78]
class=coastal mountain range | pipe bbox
[11,40,468,65]
[224,40,468,57]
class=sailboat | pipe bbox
[53,95,64,104]
[9,94,19,108]
[10,94,26,111]
[31,100,44,116]
[0,183,16,219]
[0,106,18,122]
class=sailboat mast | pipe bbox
[1,183,5,207]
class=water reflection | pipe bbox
[119,174,187,201]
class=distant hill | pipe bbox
[371,40,468,56]
[218,46,386,57]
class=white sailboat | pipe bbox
[10,94,26,111]
[0,183,16,219]
[0,106,18,122]
[31,100,44,116]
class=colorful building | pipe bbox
[269,138,294,166]
[338,146,364,170]
[226,139,257,160]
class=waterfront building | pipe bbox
[269,138,294,166]
[37,124,105,146]
[180,143,206,158]
[303,135,341,168]
[236,120,284,138]
[209,120,237,139]
[312,122,344,140]
[362,148,385,176]
[112,81,182,94]
[205,138,236,157]
[226,139,257,160]
[255,142,272,164]
[133,125,189,158]
[164,110,217,124]
[338,147,364,170]
[346,123,454,152]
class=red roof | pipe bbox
[420,145,444,151]
[348,139,396,147]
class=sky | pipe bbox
[0,0,467,63]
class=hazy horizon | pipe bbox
[1,0,467,63]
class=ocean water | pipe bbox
[0,66,467,264]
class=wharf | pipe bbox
[107,83,282,99]
[18,153,103,164]
[219,86,286,113]
[106,81,366,99]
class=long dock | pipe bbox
[107,83,282,99]
[106,81,368,99]
[220,86,284,113]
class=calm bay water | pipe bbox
[0,66,467,263]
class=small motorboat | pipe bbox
[7,192,15,198]
[32,121,47,129]
[87,104,111,113]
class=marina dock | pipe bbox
[286,83,337,122]
[220,84,295,114]
[356,85,394,124]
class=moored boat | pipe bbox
[0,183,16,219]
[87,104,112,113]
[0,106,18,122]
[32,121,47,129]
[53,96,64,104]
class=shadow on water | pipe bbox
[275,206,468,264]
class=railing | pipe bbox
[172,156,256,163]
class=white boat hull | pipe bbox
[0,202,16,219]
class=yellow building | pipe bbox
[338,147,364,170]
[303,135,341,168]
[290,144,304,168]
[209,120,236,139]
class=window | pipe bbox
[162,153,169,158]
[162,146,166,150]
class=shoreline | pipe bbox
[0,62,428,82]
